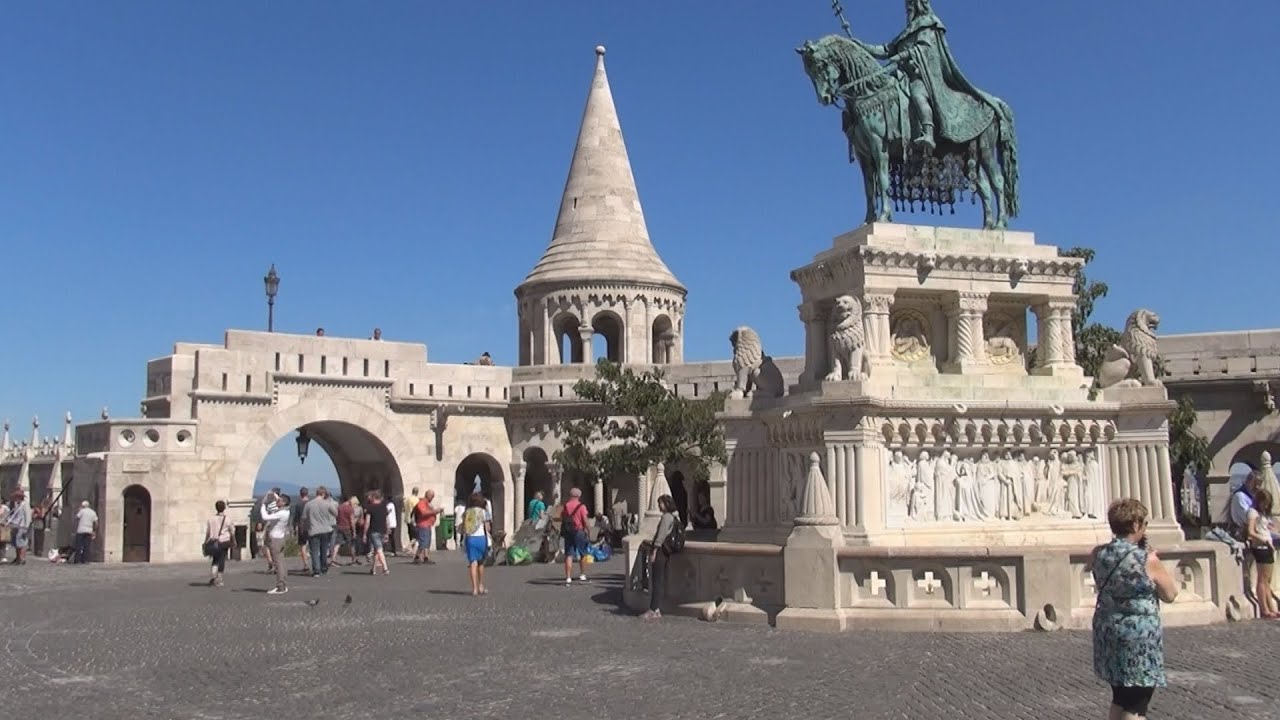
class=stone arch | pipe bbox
[552,312,583,364]
[591,310,625,363]
[651,314,674,364]
[454,452,506,535]
[121,484,152,563]
[522,446,553,509]
[1229,441,1280,471]
[227,397,425,507]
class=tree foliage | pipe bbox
[1168,395,1211,477]
[1059,246,1121,379]
[553,360,728,486]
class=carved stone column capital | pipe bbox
[863,292,894,315]
[957,291,989,314]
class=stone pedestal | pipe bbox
[775,453,847,631]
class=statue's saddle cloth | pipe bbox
[936,91,995,144]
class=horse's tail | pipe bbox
[995,100,1020,219]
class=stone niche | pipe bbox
[623,223,1244,632]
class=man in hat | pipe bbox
[6,491,33,565]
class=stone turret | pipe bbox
[515,46,686,367]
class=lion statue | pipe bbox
[730,326,784,398]
[825,295,870,382]
[1096,309,1162,389]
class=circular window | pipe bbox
[143,429,161,447]
[119,429,136,448]
[175,429,192,446]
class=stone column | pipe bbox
[510,462,526,527]
[863,291,894,364]
[547,463,563,505]
[577,325,593,364]
[944,291,988,372]
[799,303,827,384]
[1032,298,1080,375]
[593,477,605,518]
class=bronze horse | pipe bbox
[798,35,1018,229]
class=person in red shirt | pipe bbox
[412,489,440,565]
[561,487,591,586]
[331,495,358,566]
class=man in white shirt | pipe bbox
[261,495,292,595]
[73,501,98,564]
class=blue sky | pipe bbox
[2,2,1277,490]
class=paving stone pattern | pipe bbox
[2,554,1278,719]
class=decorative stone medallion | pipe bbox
[890,309,931,362]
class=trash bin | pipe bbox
[436,516,455,550]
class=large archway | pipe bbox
[230,398,424,503]
[455,453,506,535]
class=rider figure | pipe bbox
[857,0,943,151]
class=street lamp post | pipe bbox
[264,264,280,332]
[296,428,310,464]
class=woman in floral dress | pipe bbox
[1091,498,1179,719]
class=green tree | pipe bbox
[1168,394,1211,525]
[553,360,728,490]
[1059,246,1121,379]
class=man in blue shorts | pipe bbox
[561,488,591,586]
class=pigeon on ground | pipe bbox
[343,594,353,606]
[304,598,320,607]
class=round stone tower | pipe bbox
[515,46,686,367]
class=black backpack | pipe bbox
[663,521,686,554]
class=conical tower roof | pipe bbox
[519,47,684,292]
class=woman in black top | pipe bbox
[362,490,391,576]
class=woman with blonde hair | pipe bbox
[1091,498,1178,719]
[1246,488,1278,618]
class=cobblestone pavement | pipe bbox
[2,553,1279,720]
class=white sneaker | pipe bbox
[267,587,288,595]
[564,577,572,586]
[578,575,589,582]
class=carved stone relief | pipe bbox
[890,309,931,363]
[885,446,1107,525]
[983,312,1023,366]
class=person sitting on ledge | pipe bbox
[476,351,494,366]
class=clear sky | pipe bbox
[2,2,1277,490]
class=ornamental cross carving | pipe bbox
[972,570,997,598]
[916,571,942,596]
[865,570,887,597]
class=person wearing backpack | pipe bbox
[561,487,592,586]
[643,494,681,622]
[461,492,491,596]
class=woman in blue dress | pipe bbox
[1092,498,1179,719]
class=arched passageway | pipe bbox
[523,447,554,515]
[122,484,151,563]
[455,453,506,534]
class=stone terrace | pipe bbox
[2,555,1278,719]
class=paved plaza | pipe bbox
[0,553,1276,719]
